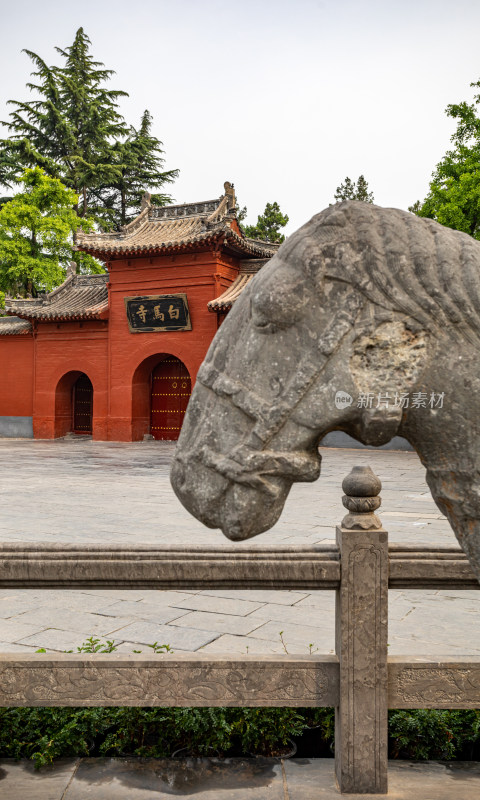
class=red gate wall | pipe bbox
[0,335,34,419]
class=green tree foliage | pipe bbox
[411,80,480,238]
[334,174,374,203]
[93,110,178,228]
[0,168,100,299]
[235,201,248,224]
[0,28,178,229]
[243,201,289,243]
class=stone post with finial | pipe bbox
[335,466,388,794]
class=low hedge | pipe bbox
[0,707,479,768]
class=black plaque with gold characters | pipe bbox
[124,294,191,333]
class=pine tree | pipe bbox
[355,175,374,203]
[0,30,127,218]
[334,175,374,203]
[93,110,178,228]
[243,201,289,243]
[0,29,178,229]
[334,176,356,201]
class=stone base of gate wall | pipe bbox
[0,416,33,438]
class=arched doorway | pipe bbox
[150,356,191,440]
[72,374,93,434]
[54,370,93,438]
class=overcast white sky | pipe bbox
[1,0,480,234]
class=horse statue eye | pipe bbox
[253,317,278,334]
[250,299,279,333]
[250,271,308,332]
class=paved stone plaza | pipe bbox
[1,757,479,800]
[0,439,478,657]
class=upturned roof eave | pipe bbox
[77,234,223,261]
[78,230,279,262]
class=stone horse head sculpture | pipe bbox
[171,201,480,581]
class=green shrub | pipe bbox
[97,708,173,758]
[0,707,307,766]
[389,709,480,761]
[1,706,479,768]
[168,708,234,756]
[0,707,112,766]
[230,708,305,756]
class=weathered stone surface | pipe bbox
[1,758,480,800]
[0,759,79,799]
[171,610,266,636]
[388,656,480,708]
[0,542,341,589]
[335,467,389,794]
[105,620,219,651]
[2,758,285,800]
[341,464,383,529]
[283,759,480,800]
[171,201,480,582]
[0,541,477,589]
[0,653,339,707]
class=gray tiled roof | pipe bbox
[0,315,32,335]
[208,259,270,312]
[6,274,108,322]
[77,193,279,260]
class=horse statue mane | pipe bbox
[171,201,480,582]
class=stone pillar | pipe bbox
[335,466,388,794]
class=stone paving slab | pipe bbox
[0,440,478,657]
[199,633,287,654]
[172,610,267,636]
[248,619,336,651]
[197,589,311,605]
[0,758,79,800]
[94,600,192,622]
[171,594,265,616]
[284,759,480,798]
[11,607,134,637]
[109,620,220,651]
[1,758,479,799]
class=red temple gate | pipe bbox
[150,357,191,441]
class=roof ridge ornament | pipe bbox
[224,181,236,212]
[140,191,152,211]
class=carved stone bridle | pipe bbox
[189,290,364,496]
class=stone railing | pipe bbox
[0,465,479,795]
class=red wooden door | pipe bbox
[150,357,191,441]
[72,374,93,434]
